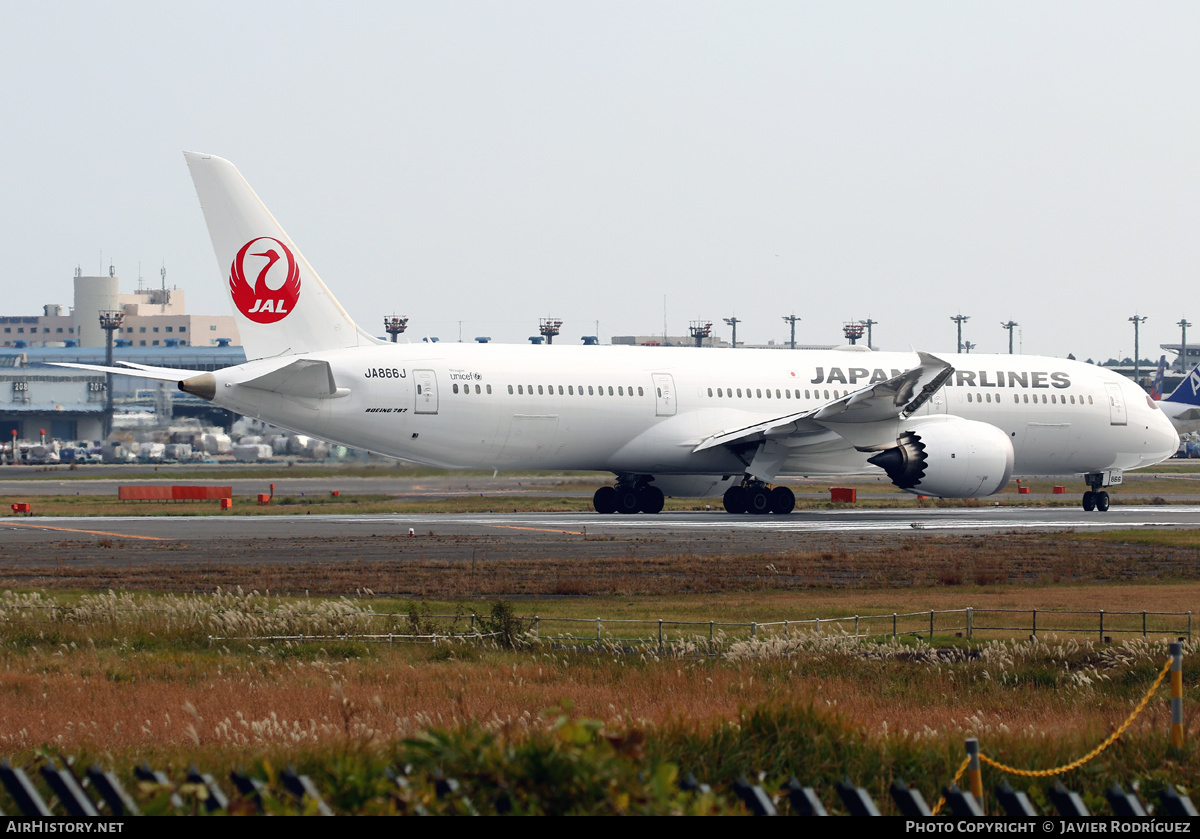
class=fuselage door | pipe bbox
[1104,382,1126,426]
[652,373,677,417]
[414,369,439,415]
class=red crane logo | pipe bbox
[229,237,301,323]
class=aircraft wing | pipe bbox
[692,352,953,454]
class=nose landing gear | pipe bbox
[1081,471,1117,512]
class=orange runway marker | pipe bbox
[490,525,586,535]
[3,522,174,541]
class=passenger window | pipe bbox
[507,385,513,394]
[707,388,712,397]
[824,390,829,399]
[785,390,791,399]
[538,385,544,395]
[487,385,492,394]
[417,385,423,395]
[756,389,762,398]
[452,384,459,394]
[620,386,625,396]
[638,387,644,396]
[967,393,973,403]
[518,385,523,395]
[568,385,574,395]
[717,388,723,397]
[765,389,771,399]
[656,387,662,397]
[476,384,482,394]
[1088,395,1093,404]
[737,388,743,398]
[588,386,594,395]
[608,386,614,396]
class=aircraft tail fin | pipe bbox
[184,152,383,361]
[1149,355,1167,400]
[1166,362,1200,405]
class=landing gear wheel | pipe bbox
[593,486,617,514]
[616,488,641,514]
[1095,490,1110,512]
[770,486,795,515]
[638,486,664,514]
[747,486,772,515]
[1082,490,1095,512]
[723,486,747,514]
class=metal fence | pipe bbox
[201,607,1193,648]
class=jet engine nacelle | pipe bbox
[866,416,1014,499]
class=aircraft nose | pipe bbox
[1143,402,1179,466]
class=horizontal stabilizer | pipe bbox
[48,362,201,382]
[238,359,346,399]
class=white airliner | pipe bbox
[62,153,1178,515]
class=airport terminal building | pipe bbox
[0,270,245,441]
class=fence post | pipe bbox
[709,620,714,646]
[658,619,663,655]
[750,621,757,640]
[784,620,789,638]
[1143,611,1147,638]
[596,617,601,644]
[815,617,820,636]
[965,737,983,811]
[893,613,897,638]
[1099,609,1105,641]
[929,610,934,642]
[854,615,859,638]
[967,607,973,640]
[1170,641,1184,752]
[534,615,540,641]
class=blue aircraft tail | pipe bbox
[1165,362,1200,405]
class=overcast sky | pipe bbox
[2,2,1198,359]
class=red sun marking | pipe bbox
[229,237,301,323]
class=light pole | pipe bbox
[1129,315,1148,381]
[782,314,800,350]
[1178,318,1192,373]
[951,314,970,354]
[1001,321,1019,354]
[859,318,877,350]
[723,317,741,349]
[98,310,125,438]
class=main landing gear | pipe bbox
[722,480,795,515]
[593,478,664,515]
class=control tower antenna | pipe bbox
[688,320,713,348]
[539,317,562,345]
[383,315,409,343]
[842,322,865,345]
